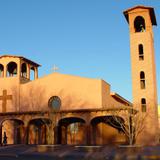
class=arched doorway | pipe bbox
[91,116,126,145]
[28,118,51,145]
[1,119,24,144]
[58,117,86,145]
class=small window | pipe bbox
[139,44,144,60]
[140,71,145,89]
[134,16,146,32]
[141,98,146,112]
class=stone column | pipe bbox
[86,125,92,145]
[64,126,67,144]
[27,64,30,80]
[22,122,29,144]
[3,65,7,77]
[54,126,62,144]
[44,125,47,144]
[34,67,38,80]
[17,61,21,78]
[92,124,96,145]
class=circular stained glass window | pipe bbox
[48,96,61,110]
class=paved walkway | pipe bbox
[0,144,160,159]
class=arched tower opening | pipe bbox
[21,63,27,78]
[30,67,35,80]
[0,64,4,77]
[7,62,17,77]
[134,16,146,32]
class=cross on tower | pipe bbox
[0,90,12,113]
[52,65,59,72]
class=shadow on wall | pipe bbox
[12,85,90,112]
[18,85,46,112]
[91,116,126,145]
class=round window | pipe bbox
[48,96,61,110]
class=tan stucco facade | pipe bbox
[0,55,130,145]
[0,5,159,146]
[0,60,126,112]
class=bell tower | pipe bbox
[124,6,159,144]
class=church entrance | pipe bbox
[1,119,24,144]
[58,117,86,145]
[91,116,126,145]
[28,118,51,145]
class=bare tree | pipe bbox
[104,107,147,145]
[45,108,57,144]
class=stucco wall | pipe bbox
[0,77,20,112]
[20,73,103,111]
[101,80,127,109]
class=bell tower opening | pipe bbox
[7,62,17,77]
[0,64,4,77]
[134,16,146,32]
[21,63,27,78]
[30,67,35,81]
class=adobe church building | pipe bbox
[0,5,159,145]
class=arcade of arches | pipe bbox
[0,110,127,145]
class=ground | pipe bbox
[0,145,160,160]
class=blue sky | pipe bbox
[0,0,160,103]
